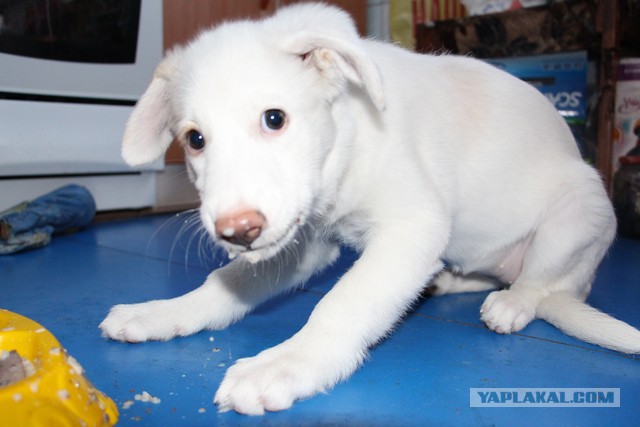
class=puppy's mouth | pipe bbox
[221,215,304,263]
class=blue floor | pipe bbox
[2,213,639,426]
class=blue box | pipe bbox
[484,51,588,123]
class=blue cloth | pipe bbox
[0,184,96,254]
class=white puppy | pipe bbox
[100,3,640,415]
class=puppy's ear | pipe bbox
[301,39,385,111]
[277,5,385,111]
[121,48,181,166]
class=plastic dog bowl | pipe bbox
[0,310,118,426]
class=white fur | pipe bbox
[99,3,640,416]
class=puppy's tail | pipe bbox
[536,291,640,354]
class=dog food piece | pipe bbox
[0,350,35,388]
[134,390,161,404]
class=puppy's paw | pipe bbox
[430,271,497,296]
[214,344,330,415]
[427,271,455,296]
[480,289,536,334]
[100,300,199,342]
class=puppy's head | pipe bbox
[122,3,384,262]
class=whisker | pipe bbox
[197,224,220,268]
[171,209,204,274]
[144,210,198,274]
[184,220,203,271]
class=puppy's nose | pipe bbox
[215,210,266,247]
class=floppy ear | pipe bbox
[277,6,385,111]
[121,48,182,166]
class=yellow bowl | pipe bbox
[0,310,118,426]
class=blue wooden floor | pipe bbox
[2,213,639,426]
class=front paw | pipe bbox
[214,344,336,415]
[100,300,198,342]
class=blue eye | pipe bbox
[187,130,205,150]
[262,109,286,132]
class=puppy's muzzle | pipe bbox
[215,210,266,248]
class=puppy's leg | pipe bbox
[429,270,499,296]
[480,173,615,334]
[214,222,447,415]
[100,238,340,343]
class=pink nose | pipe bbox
[214,210,266,247]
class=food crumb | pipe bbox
[208,336,215,342]
[66,355,84,375]
[122,400,135,410]
[198,408,206,413]
[134,391,161,404]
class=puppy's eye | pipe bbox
[187,130,205,151]
[261,109,286,132]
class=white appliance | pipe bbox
[0,0,163,211]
